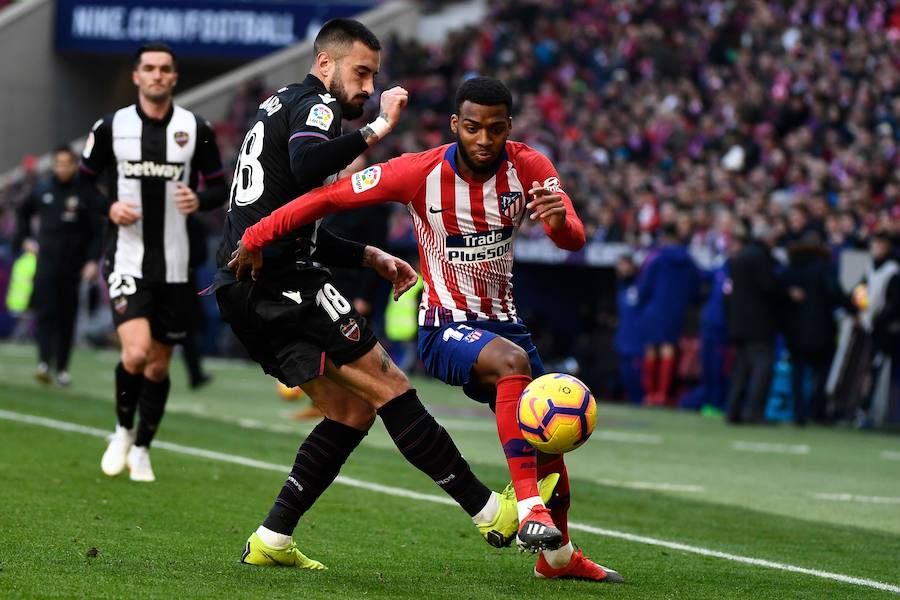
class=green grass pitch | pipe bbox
[0,342,898,599]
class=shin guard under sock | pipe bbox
[495,375,540,505]
[378,389,490,516]
[135,376,170,447]
[263,418,366,535]
[115,362,143,430]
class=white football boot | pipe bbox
[127,445,156,482]
[101,425,135,476]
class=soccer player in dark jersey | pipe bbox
[14,145,101,387]
[79,43,228,482]
[231,77,624,582]
[214,19,539,569]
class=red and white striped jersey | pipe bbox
[243,141,585,325]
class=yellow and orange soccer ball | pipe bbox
[517,373,597,454]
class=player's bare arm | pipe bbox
[527,179,566,230]
[362,246,418,300]
[359,86,408,145]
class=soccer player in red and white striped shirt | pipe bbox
[231,77,623,582]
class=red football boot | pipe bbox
[517,506,563,552]
[535,549,624,582]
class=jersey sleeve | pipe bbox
[518,147,586,251]
[287,95,367,188]
[242,153,421,253]
[79,116,113,178]
[192,117,228,211]
[192,117,225,181]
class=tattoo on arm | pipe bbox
[360,110,389,144]
[360,125,377,143]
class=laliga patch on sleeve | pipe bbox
[306,104,334,131]
[352,166,382,194]
[543,176,563,193]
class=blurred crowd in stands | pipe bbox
[2,0,900,425]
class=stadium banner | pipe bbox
[55,0,376,58]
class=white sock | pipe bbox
[471,491,500,525]
[516,496,544,523]
[256,525,292,549]
[542,541,574,568]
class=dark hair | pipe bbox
[53,144,76,158]
[455,76,513,115]
[134,42,177,69]
[314,18,381,55]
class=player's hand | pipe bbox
[81,260,98,282]
[109,201,141,226]
[379,86,409,132]
[174,183,199,215]
[228,240,263,281]
[527,180,566,230]
[366,247,418,300]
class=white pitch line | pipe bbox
[1,408,898,595]
[733,441,810,455]
[814,493,900,505]
[882,451,900,461]
[596,479,704,493]
[594,430,662,444]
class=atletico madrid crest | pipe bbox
[499,191,523,217]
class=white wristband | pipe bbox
[366,116,391,139]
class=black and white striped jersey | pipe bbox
[80,103,224,283]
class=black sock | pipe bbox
[115,362,144,430]
[377,389,491,517]
[135,377,170,448]
[263,418,366,535]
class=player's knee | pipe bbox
[143,361,170,382]
[121,345,150,372]
[497,345,532,378]
[331,406,376,432]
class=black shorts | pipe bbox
[107,272,193,346]
[216,266,377,386]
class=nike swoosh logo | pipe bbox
[428,206,451,214]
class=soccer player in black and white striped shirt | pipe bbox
[79,43,227,482]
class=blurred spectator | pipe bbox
[855,232,900,426]
[13,146,101,386]
[637,223,701,405]
[725,222,782,424]
[782,232,855,425]
[614,254,643,404]
[685,250,732,412]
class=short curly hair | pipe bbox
[455,76,512,116]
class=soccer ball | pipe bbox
[276,380,304,401]
[517,373,597,454]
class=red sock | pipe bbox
[495,375,539,503]
[537,453,570,544]
[658,355,675,404]
[642,355,657,401]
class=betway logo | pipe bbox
[120,160,185,181]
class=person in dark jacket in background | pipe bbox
[782,232,855,425]
[724,221,782,424]
[637,224,701,405]
[14,146,102,386]
[693,257,732,412]
[614,255,644,404]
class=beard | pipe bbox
[455,132,502,174]
[328,76,366,120]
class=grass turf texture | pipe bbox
[0,342,898,598]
